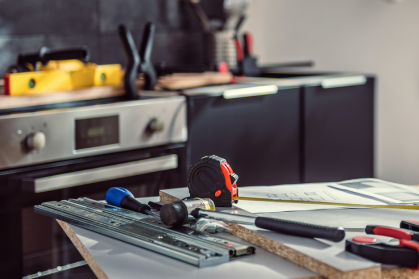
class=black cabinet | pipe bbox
[185,73,375,186]
[303,78,374,182]
[186,86,301,186]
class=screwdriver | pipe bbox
[105,187,159,218]
[191,208,345,242]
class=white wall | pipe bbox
[243,0,419,185]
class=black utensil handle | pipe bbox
[255,217,345,242]
[242,32,253,57]
[234,15,246,35]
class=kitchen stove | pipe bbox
[0,91,188,278]
[0,96,186,171]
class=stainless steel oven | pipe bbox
[0,95,187,278]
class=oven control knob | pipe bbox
[26,132,46,151]
[147,118,164,133]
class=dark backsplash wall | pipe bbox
[0,0,224,75]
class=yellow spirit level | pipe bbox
[3,47,122,96]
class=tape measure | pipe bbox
[187,155,238,207]
[187,155,419,210]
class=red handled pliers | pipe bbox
[345,221,419,269]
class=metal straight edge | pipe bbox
[223,84,278,99]
[35,205,229,267]
[321,75,367,89]
[33,154,178,193]
[57,199,237,256]
[65,198,248,255]
[48,201,236,261]
[36,202,230,261]
[23,260,87,279]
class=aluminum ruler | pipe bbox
[35,198,255,267]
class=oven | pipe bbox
[0,95,187,278]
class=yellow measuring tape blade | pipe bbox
[233,196,419,210]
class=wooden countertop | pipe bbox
[0,85,125,111]
[0,72,232,111]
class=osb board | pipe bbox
[382,268,419,279]
[159,191,381,279]
[57,219,109,279]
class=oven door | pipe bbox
[0,144,186,278]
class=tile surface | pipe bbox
[0,0,98,35]
[0,0,211,81]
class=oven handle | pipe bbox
[22,154,178,193]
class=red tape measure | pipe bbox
[187,155,238,207]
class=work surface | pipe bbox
[60,196,419,279]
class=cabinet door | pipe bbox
[303,78,374,182]
[187,87,301,186]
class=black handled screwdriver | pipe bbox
[191,208,345,242]
[105,187,159,218]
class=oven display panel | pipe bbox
[75,115,119,150]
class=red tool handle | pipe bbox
[366,225,412,240]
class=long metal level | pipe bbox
[35,198,255,267]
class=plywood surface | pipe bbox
[160,188,419,279]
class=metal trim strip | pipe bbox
[33,154,178,193]
[223,85,278,99]
[321,75,367,89]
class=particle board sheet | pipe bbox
[159,188,385,279]
[57,220,109,279]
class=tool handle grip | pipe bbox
[120,195,151,214]
[366,225,414,241]
[42,46,90,62]
[255,217,345,242]
[105,187,151,214]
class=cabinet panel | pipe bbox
[303,78,374,182]
[187,88,301,186]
